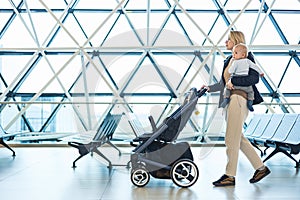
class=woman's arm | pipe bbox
[208,81,223,92]
[231,52,259,87]
[231,68,259,87]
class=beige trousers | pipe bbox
[225,94,264,176]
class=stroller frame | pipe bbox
[130,88,207,188]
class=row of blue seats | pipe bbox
[245,113,300,168]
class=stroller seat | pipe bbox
[132,116,170,142]
[132,87,202,144]
[132,132,153,142]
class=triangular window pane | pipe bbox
[279,60,300,93]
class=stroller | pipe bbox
[130,87,207,188]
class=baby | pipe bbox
[221,43,264,111]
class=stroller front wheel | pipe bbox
[131,167,150,187]
[170,159,199,188]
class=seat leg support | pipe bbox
[107,140,122,156]
[263,146,300,168]
[0,138,15,156]
[93,148,112,169]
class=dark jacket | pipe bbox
[209,52,263,107]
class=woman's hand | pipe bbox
[201,85,210,92]
[226,79,234,90]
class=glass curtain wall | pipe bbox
[0,0,299,142]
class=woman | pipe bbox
[203,31,270,187]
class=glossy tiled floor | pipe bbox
[1,144,300,200]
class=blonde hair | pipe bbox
[229,31,246,45]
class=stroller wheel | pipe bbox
[170,159,199,188]
[131,167,150,187]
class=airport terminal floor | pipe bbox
[1,144,300,200]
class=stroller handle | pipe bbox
[197,87,207,97]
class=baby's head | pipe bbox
[232,43,248,60]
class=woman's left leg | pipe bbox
[240,134,264,170]
[224,95,247,176]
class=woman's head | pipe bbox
[225,31,246,50]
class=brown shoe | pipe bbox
[213,174,235,187]
[249,166,271,183]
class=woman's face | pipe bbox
[225,37,235,50]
